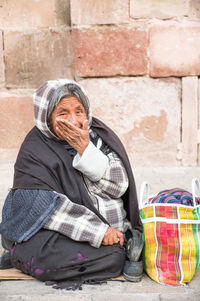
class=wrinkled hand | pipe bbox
[55,118,90,156]
[102,227,124,246]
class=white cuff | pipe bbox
[72,141,109,182]
[90,224,109,248]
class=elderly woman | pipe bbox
[0,79,143,289]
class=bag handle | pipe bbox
[139,181,150,209]
[192,178,200,207]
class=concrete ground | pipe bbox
[0,269,200,301]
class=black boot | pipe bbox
[123,229,144,282]
[126,230,144,262]
[123,260,143,282]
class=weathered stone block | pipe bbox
[0,31,5,87]
[190,0,200,19]
[0,0,70,28]
[80,77,181,166]
[70,0,129,25]
[0,93,34,163]
[150,22,200,77]
[198,78,200,166]
[182,77,198,166]
[130,0,189,19]
[0,163,14,216]
[0,0,56,28]
[54,0,71,26]
[4,30,72,88]
[72,27,148,77]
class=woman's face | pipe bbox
[50,96,88,137]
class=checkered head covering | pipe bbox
[33,79,92,139]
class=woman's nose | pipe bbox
[68,113,78,125]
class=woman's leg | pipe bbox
[11,229,125,282]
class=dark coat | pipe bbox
[13,117,142,232]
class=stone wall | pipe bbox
[0,0,200,194]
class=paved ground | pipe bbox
[0,268,200,301]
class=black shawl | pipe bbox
[13,117,142,232]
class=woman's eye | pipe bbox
[76,110,83,114]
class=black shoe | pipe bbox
[123,260,143,282]
[0,251,12,269]
[126,230,144,262]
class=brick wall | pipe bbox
[0,0,200,172]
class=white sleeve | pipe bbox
[72,141,109,182]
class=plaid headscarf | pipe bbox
[34,79,92,140]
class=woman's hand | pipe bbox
[55,118,90,156]
[102,227,124,246]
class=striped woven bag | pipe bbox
[139,178,200,286]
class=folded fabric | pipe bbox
[0,189,59,242]
[150,188,200,206]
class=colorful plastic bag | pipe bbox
[139,178,200,285]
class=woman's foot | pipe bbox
[123,260,143,282]
[126,230,144,262]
